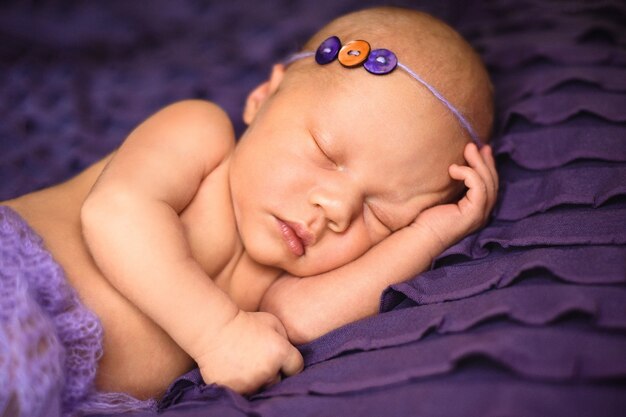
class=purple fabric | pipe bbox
[385,247,626,308]
[480,34,626,69]
[305,282,626,366]
[438,203,626,260]
[496,65,626,106]
[1,0,625,416]
[495,164,626,220]
[133,370,626,417]
[495,116,626,170]
[0,207,155,416]
[502,89,626,127]
[261,326,626,396]
[0,208,65,417]
[0,206,94,416]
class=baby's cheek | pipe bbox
[301,222,385,276]
[315,231,367,269]
[362,214,392,246]
[370,227,392,246]
[341,223,384,261]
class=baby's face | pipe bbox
[229,65,464,277]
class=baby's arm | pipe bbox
[82,100,301,393]
[260,143,498,345]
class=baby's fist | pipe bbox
[195,310,303,395]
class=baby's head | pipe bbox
[229,7,493,276]
[296,7,493,144]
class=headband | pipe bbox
[283,35,482,147]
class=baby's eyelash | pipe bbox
[312,136,335,164]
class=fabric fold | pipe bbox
[386,246,626,307]
[495,164,626,220]
[165,366,626,417]
[439,202,626,259]
[502,90,626,128]
[261,326,626,397]
[300,283,626,366]
[495,65,626,106]
[495,117,626,169]
[482,39,626,69]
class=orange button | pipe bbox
[337,40,371,67]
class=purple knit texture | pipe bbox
[0,207,154,416]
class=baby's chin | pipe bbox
[276,256,339,278]
[242,240,323,278]
[254,248,347,278]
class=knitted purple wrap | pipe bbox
[0,206,154,416]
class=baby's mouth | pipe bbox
[276,218,315,256]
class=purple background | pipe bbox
[1,0,625,416]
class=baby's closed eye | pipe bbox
[308,129,340,169]
[364,201,393,236]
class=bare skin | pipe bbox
[5,158,195,399]
[2,6,497,402]
[4,135,222,398]
[5,103,292,399]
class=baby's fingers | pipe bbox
[464,144,498,211]
[449,165,491,231]
[256,312,304,377]
[448,163,487,219]
[480,145,499,192]
[281,344,304,377]
[479,145,499,208]
[256,311,288,339]
[260,344,302,392]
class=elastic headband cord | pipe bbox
[282,36,482,147]
[282,51,315,66]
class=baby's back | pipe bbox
[4,156,194,400]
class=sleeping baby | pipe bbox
[0,5,497,416]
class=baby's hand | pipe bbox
[412,143,498,255]
[194,310,304,395]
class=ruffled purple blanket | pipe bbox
[1,0,625,416]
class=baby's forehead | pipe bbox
[282,35,481,146]
[278,49,467,160]
[281,65,463,157]
[295,9,493,142]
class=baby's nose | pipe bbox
[309,185,361,234]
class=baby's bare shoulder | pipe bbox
[144,99,236,155]
[106,99,236,188]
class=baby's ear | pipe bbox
[243,64,286,125]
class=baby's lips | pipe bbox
[285,220,316,247]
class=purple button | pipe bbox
[363,48,398,75]
[315,36,341,65]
